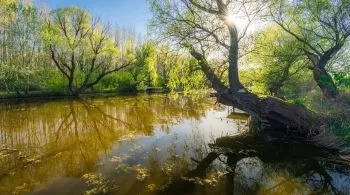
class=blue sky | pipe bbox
[34,0,151,35]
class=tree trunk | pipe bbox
[186,44,324,136]
[181,0,327,136]
[228,26,244,92]
[215,92,323,136]
[185,44,227,92]
[306,51,339,100]
[68,77,74,96]
[312,66,339,99]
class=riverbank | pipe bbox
[0,87,173,101]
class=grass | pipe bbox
[291,89,350,141]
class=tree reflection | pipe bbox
[4,95,345,194]
[0,94,215,193]
[157,133,350,195]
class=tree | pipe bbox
[270,0,350,99]
[134,41,158,88]
[243,25,308,96]
[166,52,207,92]
[0,0,18,91]
[0,1,47,95]
[0,0,18,26]
[113,41,158,92]
[151,0,260,92]
[43,7,133,96]
[150,0,325,134]
[156,46,177,88]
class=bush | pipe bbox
[114,72,138,93]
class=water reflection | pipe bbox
[0,94,238,194]
[159,134,350,195]
[1,94,349,195]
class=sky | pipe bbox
[34,0,151,36]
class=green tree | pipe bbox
[167,55,207,93]
[134,41,158,88]
[271,0,350,99]
[243,25,308,96]
[149,0,326,132]
[0,1,47,95]
[43,7,133,96]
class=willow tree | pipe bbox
[150,0,324,134]
[271,0,350,100]
[43,7,133,96]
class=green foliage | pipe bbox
[114,72,138,93]
[0,0,19,26]
[276,0,349,50]
[44,70,68,94]
[43,6,128,95]
[325,97,350,141]
[0,1,47,95]
[333,72,350,89]
[0,1,209,97]
[328,116,350,141]
[242,25,309,97]
[167,56,206,93]
[133,41,158,87]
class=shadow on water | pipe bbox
[0,94,350,194]
[160,133,350,195]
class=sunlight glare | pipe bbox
[225,13,247,29]
[226,13,235,24]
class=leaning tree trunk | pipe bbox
[182,0,327,136]
[215,92,323,136]
[186,44,325,137]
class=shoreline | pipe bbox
[0,89,213,103]
[0,87,171,100]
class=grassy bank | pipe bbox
[288,89,350,141]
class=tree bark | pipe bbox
[215,92,323,136]
[68,76,74,96]
[306,51,339,99]
[312,66,339,99]
[185,44,227,92]
[228,26,244,92]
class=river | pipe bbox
[0,94,349,194]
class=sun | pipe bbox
[226,13,236,24]
[225,13,247,29]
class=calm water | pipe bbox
[0,94,349,195]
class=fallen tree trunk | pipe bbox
[215,92,324,137]
[186,44,325,137]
